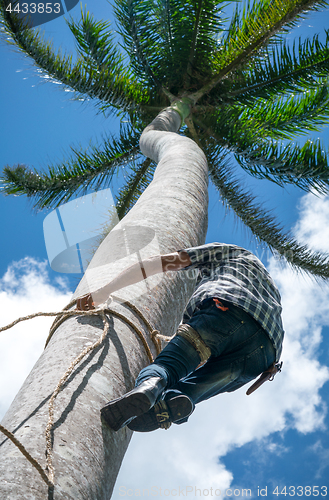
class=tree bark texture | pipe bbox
[0,108,208,499]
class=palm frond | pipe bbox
[216,83,329,140]
[0,126,141,209]
[115,157,155,219]
[67,9,121,70]
[249,85,329,139]
[235,137,329,194]
[218,33,329,105]
[221,0,329,67]
[191,0,329,103]
[113,0,165,92]
[202,141,329,280]
[114,0,226,94]
[0,1,148,113]
[195,110,329,194]
[180,0,227,89]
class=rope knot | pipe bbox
[150,329,160,339]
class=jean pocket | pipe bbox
[203,308,245,337]
[242,344,269,380]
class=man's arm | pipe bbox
[76,251,191,310]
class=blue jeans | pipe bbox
[136,299,275,408]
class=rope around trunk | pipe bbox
[0,296,173,489]
[0,423,52,487]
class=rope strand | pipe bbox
[0,423,53,487]
[0,296,171,489]
[45,309,110,485]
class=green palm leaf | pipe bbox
[218,34,329,105]
[0,1,148,113]
[67,9,122,70]
[249,85,329,139]
[221,0,329,66]
[203,83,329,142]
[113,0,226,94]
[235,137,329,193]
[191,0,329,103]
[195,110,329,193]
[115,157,155,219]
[113,0,165,92]
[203,142,329,280]
[0,126,141,209]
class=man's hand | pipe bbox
[76,294,95,311]
[76,285,112,310]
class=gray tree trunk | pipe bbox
[0,107,208,499]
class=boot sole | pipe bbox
[127,395,193,432]
[101,392,152,431]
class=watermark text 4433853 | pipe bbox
[4,1,79,28]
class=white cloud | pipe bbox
[0,257,72,420]
[308,440,329,479]
[293,192,329,252]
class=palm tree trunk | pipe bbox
[0,107,208,499]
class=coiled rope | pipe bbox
[0,296,173,488]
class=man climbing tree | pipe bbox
[77,242,283,432]
[1,0,329,496]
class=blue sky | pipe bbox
[1,2,329,498]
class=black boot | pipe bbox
[100,377,166,431]
[127,391,195,432]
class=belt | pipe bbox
[246,361,283,395]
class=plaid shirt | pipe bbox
[180,243,284,361]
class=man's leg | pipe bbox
[101,333,203,430]
[135,334,202,388]
[172,327,275,406]
[129,300,275,431]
